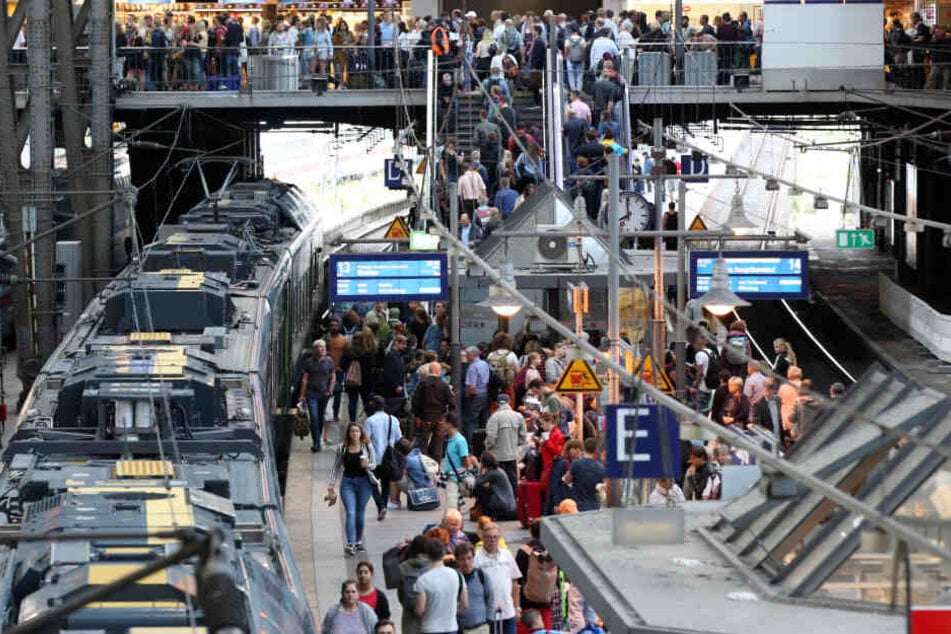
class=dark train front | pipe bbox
[0,179,322,634]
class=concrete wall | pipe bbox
[762,4,884,91]
[879,273,951,363]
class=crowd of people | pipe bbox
[298,298,846,567]
[886,11,951,89]
[111,7,770,92]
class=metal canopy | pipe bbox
[708,367,951,604]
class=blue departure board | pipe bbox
[689,251,809,300]
[329,253,448,302]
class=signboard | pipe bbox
[680,153,709,183]
[383,216,411,240]
[636,352,674,394]
[329,253,448,303]
[384,158,412,189]
[410,230,441,251]
[689,250,809,300]
[605,405,681,479]
[911,606,951,634]
[836,229,874,249]
[554,359,604,394]
[688,215,708,231]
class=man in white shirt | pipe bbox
[742,361,767,408]
[363,395,403,518]
[415,537,468,633]
[474,523,521,634]
[458,161,487,216]
[589,29,621,68]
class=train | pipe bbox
[0,177,323,634]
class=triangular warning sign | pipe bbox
[554,359,604,394]
[688,215,708,231]
[639,352,675,394]
[415,156,427,174]
[384,216,411,240]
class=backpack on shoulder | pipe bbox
[520,544,558,603]
[723,333,749,367]
[703,347,721,390]
[568,35,585,63]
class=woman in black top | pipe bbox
[474,451,517,521]
[328,423,378,556]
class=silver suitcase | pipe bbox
[637,52,671,86]
[684,51,717,86]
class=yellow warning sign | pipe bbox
[384,216,411,240]
[636,352,675,394]
[415,156,428,174]
[554,359,604,394]
[688,215,708,231]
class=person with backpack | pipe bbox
[415,537,468,634]
[564,25,587,92]
[688,331,718,414]
[683,445,722,500]
[721,319,752,377]
[364,395,403,519]
[456,542,496,634]
[486,332,519,404]
[474,523,521,634]
[397,535,433,634]
[515,521,558,634]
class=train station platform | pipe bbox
[284,416,527,625]
[810,241,951,396]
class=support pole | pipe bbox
[675,0,685,84]
[651,117,666,363]
[53,0,94,303]
[607,154,621,406]
[675,180,688,398]
[449,183,462,418]
[367,0,376,77]
[424,50,436,224]
[89,0,114,289]
[28,0,57,359]
[0,4,37,396]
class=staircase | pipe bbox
[453,91,546,157]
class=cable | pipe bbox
[454,55,951,459]
[780,299,857,383]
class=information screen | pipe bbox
[329,253,448,302]
[689,251,809,300]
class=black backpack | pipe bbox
[702,347,721,390]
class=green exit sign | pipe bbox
[836,229,875,249]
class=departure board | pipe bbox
[329,253,448,302]
[689,251,809,300]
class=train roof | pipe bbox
[0,458,309,634]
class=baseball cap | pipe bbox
[497,393,511,404]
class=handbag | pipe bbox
[376,416,403,481]
[447,449,476,498]
[407,485,440,511]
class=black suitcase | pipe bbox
[470,428,487,460]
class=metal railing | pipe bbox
[114,44,434,92]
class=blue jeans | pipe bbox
[307,395,330,448]
[464,394,489,439]
[493,616,515,634]
[332,370,345,420]
[223,50,239,77]
[340,475,373,545]
[566,60,584,92]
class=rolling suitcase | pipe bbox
[637,52,671,86]
[684,51,717,86]
[517,480,543,528]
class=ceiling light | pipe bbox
[765,178,780,191]
[814,195,829,210]
[477,261,522,317]
[698,257,751,316]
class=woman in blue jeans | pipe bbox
[328,423,378,556]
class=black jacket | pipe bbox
[380,350,405,397]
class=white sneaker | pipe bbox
[386,502,400,510]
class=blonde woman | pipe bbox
[771,338,797,379]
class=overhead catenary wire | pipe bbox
[448,55,951,460]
